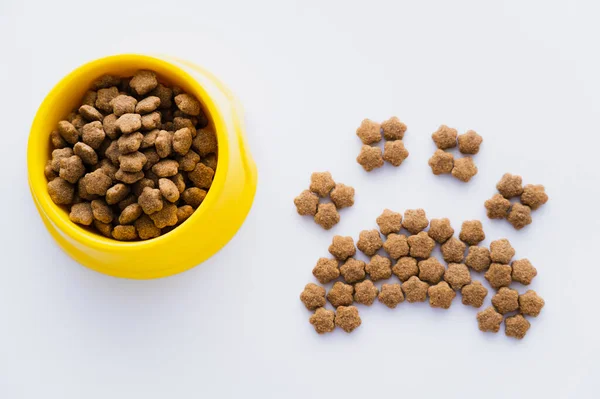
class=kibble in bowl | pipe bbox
[28,54,257,278]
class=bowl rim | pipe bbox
[27,53,229,250]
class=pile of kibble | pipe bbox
[356,117,409,171]
[45,70,218,240]
[428,125,482,182]
[485,173,548,230]
[300,208,544,338]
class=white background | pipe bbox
[1,0,599,398]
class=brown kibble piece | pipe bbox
[392,256,418,282]
[339,258,366,284]
[381,116,407,140]
[159,178,180,203]
[294,190,319,216]
[141,129,159,149]
[173,117,197,137]
[330,183,355,209]
[59,155,85,184]
[327,282,354,307]
[149,202,178,228]
[309,172,335,197]
[150,84,173,109]
[431,125,457,149]
[383,233,409,259]
[403,209,428,234]
[521,184,548,210]
[104,141,121,164]
[491,287,519,314]
[335,306,361,333]
[383,140,409,166]
[357,229,383,256]
[78,105,103,122]
[314,203,340,230]
[170,173,186,194]
[97,159,118,182]
[177,149,201,172]
[519,290,544,317]
[80,169,112,196]
[156,130,173,158]
[309,308,335,334]
[44,161,57,180]
[428,218,454,244]
[507,203,532,230]
[132,178,155,197]
[117,132,144,154]
[91,199,113,224]
[174,93,202,116]
[115,169,144,184]
[188,163,214,188]
[428,281,456,309]
[93,75,121,90]
[402,276,429,303]
[82,121,106,149]
[111,95,137,116]
[354,280,379,305]
[505,314,530,339]
[496,173,523,198]
[96,86,119,113]
[444,263,471,290]
[328,236,356,261]
[192,128,218,157]
[176,205,194,224]
[153,159,180,178]
[407,231,435,258]
[51,148,74,172]
[451,157,478,182]
[69,202,93,226]
[112,225,138,241]
[312,257,340,284]
[356,119,381,144]
[115,113,142,134]
[378,284,404,308]
[465,246,491,272]
[105,183,130,205]
[300,283,326,310]
[94,220,112,237]
[428,150,454,175]
[418,257,445,284]
[477,307,503,333]
[365,255,392,281]
[356,145,384,172]
[457,130,483,154]
[441,237,466,263]
[459,220,485,245]
[103,114,119,139]
[130,70,158,96]
[73,142,98,165]
[376,209,402,235]
[119,203,143,224]
[485,263,512,289]
[134,214,161,239]
[201,153,218,170]
[173,128,193,155]
[81,90,97,107]
[117,194,136,211]
[57,121,79,145]
[118,151,147,172]
[461,281,488,308]
[484,194,511,219]
[50,130,68,149]
[135,96,161,114]
[141,112,161,130]
[182,187,207,208]
[138,187,163,215]
[490,239,515,264]
[511,259,537,285]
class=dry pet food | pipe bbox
[330,183,355,209]
[310,172,336,197]
[335,306,362,333]
[309,308,335,334]
[403,209,428,234]
[356,119,382,145]
[431,125,457,149]
[294,190,319,216]
[378,283,404,308]
[45,70,216,241]
[392,256,419,282]
[496,173,523,198]
[511,259,537,285]
[459,220,485,245]
[357,229,383,256]
[402,276,429,303]
[327,282,354,307]
[381,117,407,141]
[504,314,530,339]
[476,307,503,333]
[520,184,548,210]
[457,130,483,154]
[365,255,392,281]
[507,203,532,230]
[428,281,456,309]
[484,194,511,219]
[383,140,409,166]
[376,209,402,235]
[357,145,384,171]
[340,258,366,283]
[490,239,515,264]
[328,236,356,261]
[440,237,466,263]
[418,257,446,284]
[312,257,340,284]
[383,233,409,259]
[461,281,488,308]
[491,287,520,314]
[485,263,512,289]
[451,157,478,182]
[300,283,326,310]
[428,218,454,244]
[519,290,545,317]
[444,263,471,290]
[407,231,436,258]
[428,150,454,175]
[314,203,340,230]
[465,246,491,272]
[354,280,379,305]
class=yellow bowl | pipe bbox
[27,54,257,279]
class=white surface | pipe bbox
[1,0,599,398]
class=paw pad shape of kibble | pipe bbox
[356,117,409,171]
[484,173,548,229]
[429,126,482,182]
[294,172,355,230]
[45,70,216,241]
